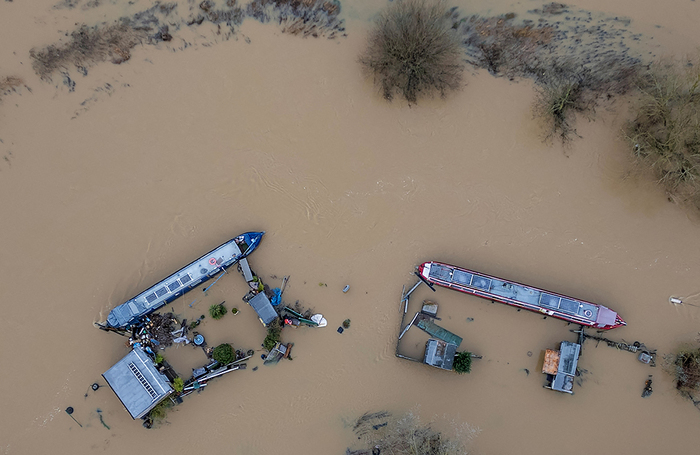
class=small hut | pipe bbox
[103,346,174,419]
[424,339,458,371]
[245,291,278,326]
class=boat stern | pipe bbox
[418,262,432,281]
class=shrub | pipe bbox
[666,346,700,395]
[231,307,239,315]
[626,58,700,208]
[148,399,170,421]
[359,0,464,103]
[154,352,164,364]
[533,75,587,144]
[212,343,235,365]
[263,318,282,351]
[209,303,227,320]
[172,377,184,393]
[453,351,472,374]
[342,319,351,329]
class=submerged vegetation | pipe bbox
[626,58,700,208]
[348,411,478,455]
[30,0,344,82]
[359,0,464,103]
[263,318,282,351]
[0,76,23,100]
[453,351,472,374]
[172,377,184,393]
[148,399,172,422]
[30,23,145,80]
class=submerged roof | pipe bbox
[103,347,173,419]
[424,339,458,371]
[248,292,278,326]
[550,341,581,393]
[415,316,463,347]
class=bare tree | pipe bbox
[359,0,464,104]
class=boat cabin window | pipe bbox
[471,276,491,291]
[451,270,473,286]
[167,281,181,293]
[539,293,560,308]
[558,298,579,313]
[430,265,453,281]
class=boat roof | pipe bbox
[102,347,173,419]
[248,292,278,326]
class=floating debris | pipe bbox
[97,410,110,429]
[642,375,653,398]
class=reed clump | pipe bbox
[626,58,700,208]
[359,0,464,104]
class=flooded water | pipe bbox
[2,0,700,453]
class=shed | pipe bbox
[542,341,581,394]
[424,339,458,371]
[246,291,278,326]
[103,346,174,419]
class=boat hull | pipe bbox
[106,232,264,328]
[418,262,625,330]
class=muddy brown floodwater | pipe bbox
[2,0,700,454]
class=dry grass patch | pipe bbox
[626,58,700,208]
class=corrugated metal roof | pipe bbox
[248,292,278,326]
[103,347,173,419]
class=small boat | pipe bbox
[418,261,625,330]
[106,232,265,328]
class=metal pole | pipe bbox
[203,267,227,293]
[65,407,82,427]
